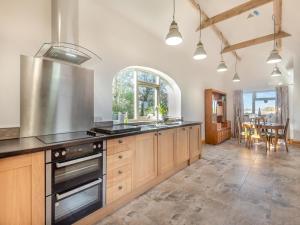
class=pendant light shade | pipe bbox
[270,65,282,77]
[232,73,241,82]
[266,15,282,64]
[193,4,207,60]
[165,0,182,46]
[267,49,282,64]
[217,60,228,72]
[217,33,227,72]
[232,56,240,82]
[193,41,207,60]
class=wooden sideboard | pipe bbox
[205,89,231,144]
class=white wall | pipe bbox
[0,0,51,127]
[0,0,225,131]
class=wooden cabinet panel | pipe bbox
[107,150,133,171]
[133,132,158,189]
[107,136,136,155]
[107,137,135,204]
[175,127,189,165]
[0,152,45,225]
[189,125,201,159]
[107,163,132,187]
[158,129,175,175]
[107,177,132,204]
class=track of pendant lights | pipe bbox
[165,1,285,84]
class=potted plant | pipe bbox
[158,103,168,122]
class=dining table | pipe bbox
[242,122,285,150]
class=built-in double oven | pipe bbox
[46,139,106,225]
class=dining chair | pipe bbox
[269,118,290,152]
[250,117,269,151]
[237,117,249,147]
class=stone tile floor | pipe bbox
[97,140,300,225]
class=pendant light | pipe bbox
[193,5,207,60]
[217,34,228,72]
[266,15,282,64]
[232,56,240,82]
[165,0,183,46]
[270,65,282,77]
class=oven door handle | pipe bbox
[56,178,102,201]
[55,153,102,168]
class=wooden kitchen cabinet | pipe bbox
[175,126,190,165]
[133,132,158,189]
[158,129,176,175]
[0,152,45,225]
[107,136,135,204]
[189,125,202,163]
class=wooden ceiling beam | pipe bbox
[188,0,241,60]
[273,0,282,49]
[196,0,273,31]
[222,31,291,53]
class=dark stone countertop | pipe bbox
[0,121,202,159]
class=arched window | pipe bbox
[112,66,181,121]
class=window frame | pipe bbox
[243,90,277,115]
[133,69,162,120]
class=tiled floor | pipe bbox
[97,140,300,225]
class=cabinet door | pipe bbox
[0,152,45,225]
[175,127,189,165]
[189,125,201,159]
[133,132,158,189]
[158,129,175,175]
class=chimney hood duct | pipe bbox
[35,0,102,65]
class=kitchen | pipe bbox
[1,0,300,225]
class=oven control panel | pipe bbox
[51,141,105,162]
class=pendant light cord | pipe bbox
[220,32,223,59]
[273,15,276,49]
[173,0,175,20]
[198,4,202,40]
[235,55,238,73]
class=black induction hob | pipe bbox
[93,125,141,135]
[36,131,102,144]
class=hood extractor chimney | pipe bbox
[35,0,101,65]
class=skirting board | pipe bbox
[289,139,300,147]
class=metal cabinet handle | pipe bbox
[56,153,102,168]
[56,178,102,200]
[118,155,123,159]
[118,186,123,190]
[118,139,123,144]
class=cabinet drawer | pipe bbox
[107,150,132,171]
[107,177,132,204]
[107,136,136,155]
[107,163,132,187]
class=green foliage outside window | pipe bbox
[112,69,171,120]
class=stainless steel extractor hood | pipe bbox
[35,0,101,65]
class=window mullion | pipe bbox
[134,71,138,120]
